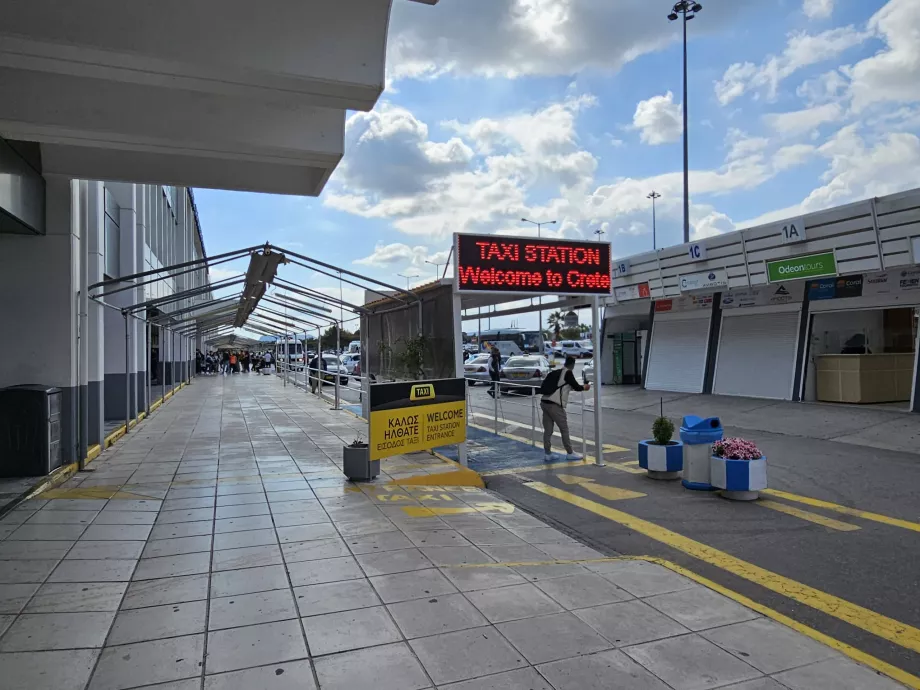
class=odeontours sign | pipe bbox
[766,252,837,283]
[455,233,612,295]
[369,378,467,461]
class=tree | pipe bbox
[546,311,564,340]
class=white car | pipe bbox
[500,356,553,395]
[340,353,361,375]
[582,360,595,383]
[557,341,592,358]
[309,354,348,391]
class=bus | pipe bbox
[476,329,544,356]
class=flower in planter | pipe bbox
[712,438,761,460]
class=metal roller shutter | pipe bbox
[645,316,710,393]
[714,312,799,399]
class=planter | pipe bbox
[637,440,683,479]
[710,455,767,501]
[343,444,378,481]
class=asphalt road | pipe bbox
[467,385,920,681]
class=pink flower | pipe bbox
[712,438,762,460]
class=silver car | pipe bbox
[464,353,508,385]
[500,356,553,395]
[339,353,361,375]
[309,354,348,391]
[582,360,595,384]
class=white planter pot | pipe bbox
[710,455,767,500]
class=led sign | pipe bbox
[454,233,612,296]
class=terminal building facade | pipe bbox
[602,187,920,412]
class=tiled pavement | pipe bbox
[0,375,906,689]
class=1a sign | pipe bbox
[766,252,836,283]
[780,218,806,244]
[688,243,707,261]
[369,378,467,461]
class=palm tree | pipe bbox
[546,311,563,340]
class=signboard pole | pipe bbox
[452,293,468,466]
[592,296,604,467]
[333,322,341,410]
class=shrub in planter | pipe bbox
[343,436,378,481]
[710,437,767,500]
[638,416,683,479]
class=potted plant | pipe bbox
[638,415,683,479]
[343,434,378,481]
[710,438,767,500]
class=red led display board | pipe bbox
[454,233,612,296]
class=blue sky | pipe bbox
[194,0,920,333]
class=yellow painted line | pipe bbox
[401,501,515,517]
[42,486,161,500]
[445,553,920,689]
[759,499,861,532]
[621,460,640,467]
[763,488,920,534]
[524,481,920,656]
[86,444,102,463]
[471,414,628,452]
[610,461,645,475]
[480,458,596,477]
[23,462,79,500]
[556,474,646,501]
[469,423,607,466]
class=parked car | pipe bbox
[582,360,595,383]
[557,340,592,358]
[463,353,508,385]
[310,354,348,392]
[340,353,361,375]
[500,356,553,395]
[463,343,479,356]
[579,339,594,356]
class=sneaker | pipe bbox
[544,454,554,462]
[565,453,584,461]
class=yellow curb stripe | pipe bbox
[762,488,920,534]
[758,499,861,532]
[524,480,920,657]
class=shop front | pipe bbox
[603,287,651,385]
[713,283,804,400]
[645,295,714,394]
[804,270,920,407]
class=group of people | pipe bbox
[201,350,273,375]
[485,346,589,463]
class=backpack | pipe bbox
[539,368,565,397]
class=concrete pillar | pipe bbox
[134,185,147,414]
[86,182,105,445]
[0,175,80,463]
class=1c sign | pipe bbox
[688,243,707,261]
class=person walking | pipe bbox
[487,347,502,398]
[539,355,589,461]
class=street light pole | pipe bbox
[425,260,442,278]
[668,1,701,245]
[647,191,661,250]
[521,217,557,353]
[397,272,417,290]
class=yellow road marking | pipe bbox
[621,460,640,467]
[556,474,646,501]
[610,461,645,475]
[469,414,628,452]
[524,481,920,656]
[759,499,860,532]
[763,488,920,534]
[401,501,515,517]
[445,554,919,689]
[480,459,595,477]
[41,486,162,500]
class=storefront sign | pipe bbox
[455,233,612,295]
[858,269,920,297]
[614,282,650,301]
[369,379,467,461]
[721,283,802,309]
[807,275,864,300]
[766,252,837,282]
[779,217,806,244]
[679,268,728,293]
[654,294,713,313]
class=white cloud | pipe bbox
[715,26,867,105]
[387,0,745,82]
[632,92,683,145]
[354,242,426,268]
[692,211,735,240]
[796,70,849,106]
[763,103,843,135]
[848,0,920,112]
[773,144,817,170]
[803,0,834,20]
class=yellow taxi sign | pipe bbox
[410,384,435,401]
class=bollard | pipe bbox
[531,393,536,447]
[493,381,499,435]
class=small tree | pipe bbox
[546,311,563,340]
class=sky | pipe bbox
[193,0,920,335]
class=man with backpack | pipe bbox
[539,355,589,461]
[487,347,502,398]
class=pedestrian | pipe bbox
[539,355,588,462]
[221,350,230,375]
[487,347,502,398]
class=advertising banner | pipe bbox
[766,252,837,282]
[614,282,650,302]
[369,378,467,461]
[455,233,612,296]
[721,283,802,309]
[679,268,728,293]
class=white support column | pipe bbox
[86,181,105,445]
[452,292,468,467]
[592,296,604,467]
[134,184,147,413]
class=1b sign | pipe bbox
[780,218,806,244]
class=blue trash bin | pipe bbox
[680,415,723,491]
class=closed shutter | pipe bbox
[645,315,710,393]
[714,312,799,399]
